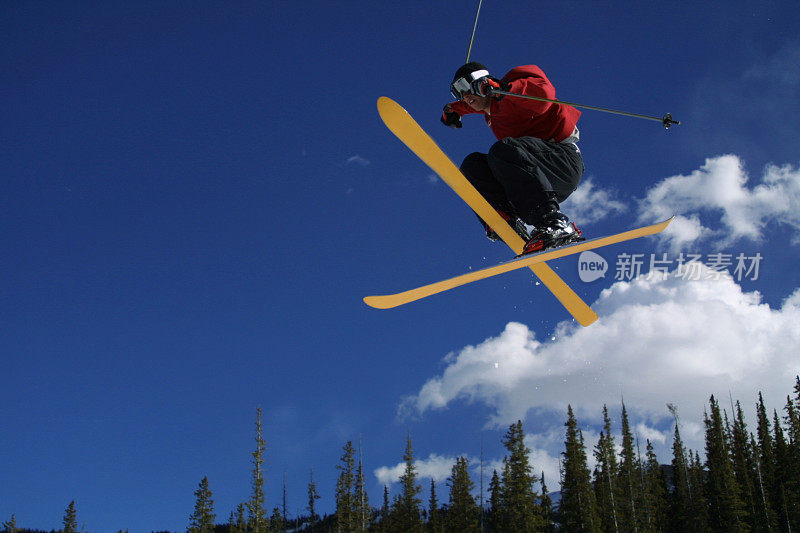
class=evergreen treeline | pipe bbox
[4,378,800,532]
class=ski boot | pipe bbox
[481,210,531,243]
[521,211,583,255]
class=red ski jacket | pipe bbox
[449,65,581,143]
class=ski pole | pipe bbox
[465,0,483,63]
[489,88,680,129]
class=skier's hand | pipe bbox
[441,105,462,129]
[471,75,501,97]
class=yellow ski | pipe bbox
[374,97,600,325]
[364,218,672,309]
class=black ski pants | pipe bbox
[460,136,584,225]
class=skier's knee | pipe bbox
[460,152,487,178]
[460,152,484,169]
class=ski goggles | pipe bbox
[450,69,489,100]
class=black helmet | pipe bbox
[450,62,490,99]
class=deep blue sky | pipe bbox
[2,1,799,530]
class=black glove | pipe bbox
[471,75,501,97]
[441,105,462,129]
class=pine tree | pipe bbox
[389,434,423,531]
[729,400,765,531]
[773,409,796,532]
[354,446,371,532]
[188,476,216,533]
[487,469,503,532]
[790,376,800,446]
[63,501,78,533]
[446,456,479,532]
[270,506,286,532]
[750,434,777,532]
[669,418,693,531]
[560,405,600,532]
[783,384,800,529]
[2,515,18,533]
[688,450,710,530]
[229,503,246,533]
[785,395,800,475]
[593,405,619,533]
[427,479,441,533]
[499,420,543,531]
[616,403,642,531]
[336,440,357,532]
[704,396,748,530]
[307,469,321,528]
[248,407,268,532]
[539,472,554,532]
[377,485,390,533]
[756,392,781,526]
[640,439,668,532]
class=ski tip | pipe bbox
[377,96,394,112]
[363,295,392,310]
[377,96,404,116]
[639,216,674,233]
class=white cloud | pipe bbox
[477,438,562,492]
[525,436,562,488]
[346,154,370,166]
[638,155,800,251]
[483,429,602,492]
[562,176,627,225]
[655,214,708,251]
[373,445,560,495]
[401,265,800,468]
[636,423,667,445]
[374,453,458,485]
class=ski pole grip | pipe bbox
[662,113,681,129]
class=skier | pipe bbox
[441,62,584,254]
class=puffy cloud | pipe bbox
[636,423,667,445]
[638,155,800,250]
[563,176,628,225]
[374,453,459,485]
[401,265,800,463]
[373,443,562,495]
[478,439,562,493]
[524,434,564,488]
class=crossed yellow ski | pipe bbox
[364,218,672,310]
[372,97,602,325]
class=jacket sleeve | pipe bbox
[504,77,555,116]
[446,100,484,117]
